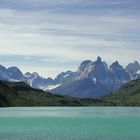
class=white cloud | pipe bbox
[0,0,139,77]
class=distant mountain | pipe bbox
[52,57,116,98]
[77,56,116,90]
[126,61,140,79]
[52,57,140,98]
[126,61,140,74]
[0,57,140,98]
[24,70,77,90]
[7,67,26,82]
[25,72,55,90]
[0,65,26,82]
[109,61,130,87]
[52,78,112,98]
[0,65,9,80]
[55,70,77,85]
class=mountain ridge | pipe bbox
[0,57,140,98]
[52,57,140,98]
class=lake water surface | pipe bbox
[0,107,140,140]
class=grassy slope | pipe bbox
[0,79,140,107]
[0,80,107,107]
[103,79,140,106]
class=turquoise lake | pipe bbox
[0,107,140,140]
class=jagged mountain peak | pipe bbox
[109,61,125,74]
[32,72,39,75]
[80,60,92,65]
[79,57,103,71]
[25,72,32,76]
[25,72,47,80]
[133,61,139,66]
[126,61,140,74]
[25,72,55,90]
[77,57,110,83]
[112,61,119,66]
[96,56,102,63]
[110,61,122,68]
[110,61,130,82]
[55,70,77,85]
[25,72,42,79]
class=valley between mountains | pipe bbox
[0,79,140,107]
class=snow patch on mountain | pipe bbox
[44,84,61,91]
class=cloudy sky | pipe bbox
[0,0,139,78]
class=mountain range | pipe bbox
[0,56,140,98]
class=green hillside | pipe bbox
[0,79,140,107]
[103,79,140,106]
[0,80,106,107]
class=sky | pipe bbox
[0,0,140,78]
